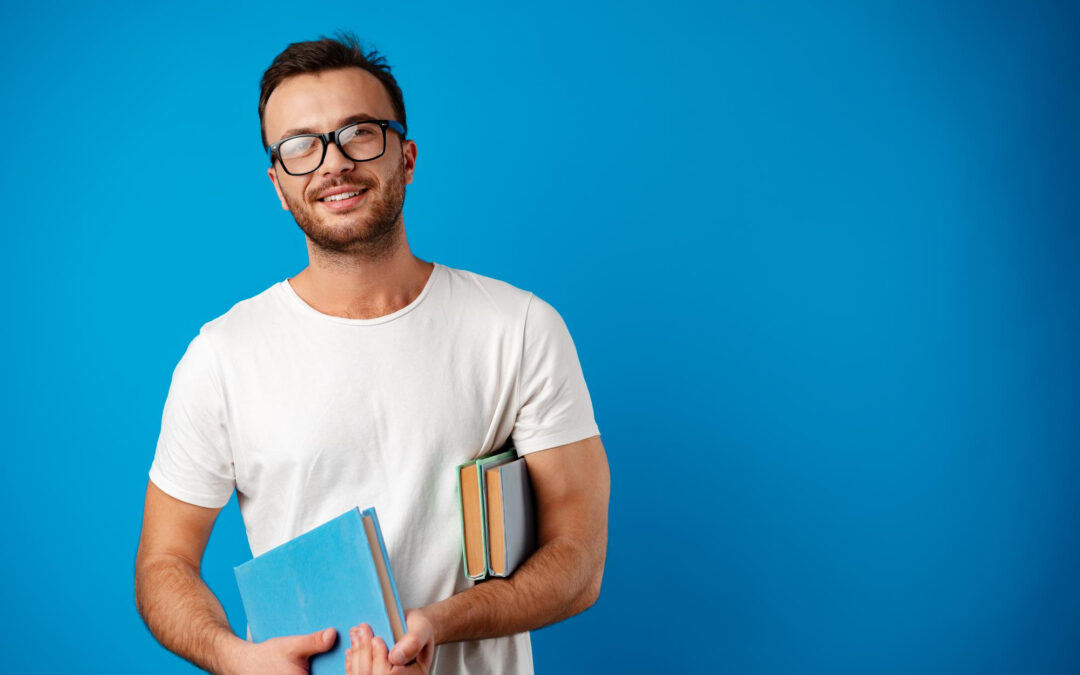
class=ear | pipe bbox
[267,166,290,211]
[401,139,418,186]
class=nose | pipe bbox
[320,139,355,176]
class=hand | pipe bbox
[223,627,337,675]
[345,610,434,675]
[389,609,436,669]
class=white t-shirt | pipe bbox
[149,262,600,675]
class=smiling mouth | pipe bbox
[319,188,369,202]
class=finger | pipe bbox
[354,624,373,670]
[287,627,336,657]
[419,639,436,668]
[345,646,357,675]
[388,633,419,666]
[371,637,392,675]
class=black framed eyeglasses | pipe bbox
[268,119,406,176]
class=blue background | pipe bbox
[2,0,1077,672]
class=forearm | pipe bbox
[134,553,246,675]
[424,533,605,645]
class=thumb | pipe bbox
[285,627,337,657]
[388,634,419,666]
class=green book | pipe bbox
[456,446,516,580]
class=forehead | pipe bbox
[264,67,396,141]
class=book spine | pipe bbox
[362,508,407,629]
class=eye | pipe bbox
[341,123,379,143]
[279,136,318,159]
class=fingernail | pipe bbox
[323,628,335,642]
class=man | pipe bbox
[134,34,609,675]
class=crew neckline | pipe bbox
[279,262,443,326]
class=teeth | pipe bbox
[323,190,363,202]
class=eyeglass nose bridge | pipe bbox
[318,128,348,167]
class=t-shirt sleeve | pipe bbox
[511,295,600,454]
[148,332,236,508]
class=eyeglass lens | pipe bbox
[278,122,385,174]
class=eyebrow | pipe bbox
[276,114,382,142]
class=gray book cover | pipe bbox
[485,458,537,578]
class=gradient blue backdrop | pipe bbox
[2,1,1077,672]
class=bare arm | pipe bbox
[135,481,335,675]
[135,481,240,672]
[390,435,610,664]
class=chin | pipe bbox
[302,218,400,254]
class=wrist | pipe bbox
[212,631,251,675]
[420,601,453,646]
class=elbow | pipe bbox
[575,536,607,613]
[570,567,604,616]
[579,584,601,613]
[133,551,199,616]
[583,568,603,608]
[133,553,159,621]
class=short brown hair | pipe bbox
[258,33,407,150]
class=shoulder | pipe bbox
[437,264,537,324]
[436,264,573,337]
[193,281,288,350]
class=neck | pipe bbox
[289,222,434,320]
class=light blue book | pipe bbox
[234,507,406,675]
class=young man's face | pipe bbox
[263,67,416,253]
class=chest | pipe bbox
[221,323,518,492]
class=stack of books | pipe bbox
[456,445,538,580]
[230,442,540,675]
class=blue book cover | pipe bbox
[234,507,406,675]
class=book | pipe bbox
[456,447,516,580]
[485,458,537,577]
[234,507,406,675]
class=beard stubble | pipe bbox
[284,160,407,260]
